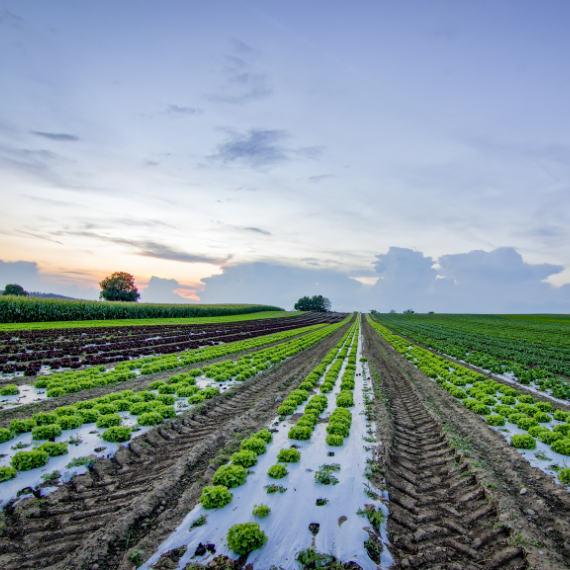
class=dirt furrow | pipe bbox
[362,320,528,570]
[0,319,352,570]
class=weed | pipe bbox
[67,434,83,445]
[129,549,145,565]
[535,450,551,461]
[252,503,271,518]
[190,514,207,528]
[316,498,329,506]
[315,464,340,486]
[65,456,94,469]
[11,442,30,450]
[40,470,61,481]
[363,483,381,499]
[264,484,287,494]
[357,504,385,533]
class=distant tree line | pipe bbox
[294,295,331,312]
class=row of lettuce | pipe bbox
[187,318,361,558]
[0,316,353,483]
[366,316,570,484]
[3,323,327,400]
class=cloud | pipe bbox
[31,131,79,141]
[0,259,98,300]
[198,247,570,313]
[212,129,288,167]
[199,262,361,312]
[54,231,224,264]
[140,276,191,304]
[144,160,160,166]
[205,40,272,104]
[244,227,271,236]
[165,104,202,115]
[307,174,334,183]
[0,9,24,28]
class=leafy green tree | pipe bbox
[2,284,28,296]
[99,272,140,302]
[294,295,331,312]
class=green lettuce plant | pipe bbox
[277,448,301,463]
[252,503,271,518]
[213,464,248,488]
[38,442,68,456]
[510,434,536,450]
[240,437,267,455]
[138,412,163,426]
[267,464,288,479]
[231,450,258,468]
[227,522,267,555]
[199,485,233,509]
[32,424,63,440]
[11,449,49,471]
[102,426,132,442]
[96,413,122,428]
[0,465,17,482]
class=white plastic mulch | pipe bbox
[139,325,393,570]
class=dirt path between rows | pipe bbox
[0,319,352,570]
[362,318,570,570]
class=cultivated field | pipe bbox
[0,311,569,570]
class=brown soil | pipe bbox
[0,326,321,427]
[362,317,570,570]
[0,318,352,570]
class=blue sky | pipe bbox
[1,1,569,311]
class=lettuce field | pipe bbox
[0,311,569,570]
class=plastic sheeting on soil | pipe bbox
[0,375,251,505]
[139,322,393,570]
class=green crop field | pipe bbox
[370,312,570,398]
[0,310,298,332]
[0,295,284,325]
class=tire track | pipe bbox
[363,321,528,570]
[0,320,352,570]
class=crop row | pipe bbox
[0,317,352,483]
[0,296,284,324]
[0,310,295,333]
[20,322,330,399]
[366,316,570,483]
[137,313,389,567]
[371,313,570,386]
[0,312,343,376]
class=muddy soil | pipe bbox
[0,319,352,570]
[0,327,320,427]
[362,318,570,570]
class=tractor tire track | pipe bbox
[0,319,352,570]
[363,320,528,570]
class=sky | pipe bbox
[1,0,569,312]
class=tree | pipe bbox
[403,309,415,314]
[99,272,140,302]
[2,284,28,296]
[294,295,331,312]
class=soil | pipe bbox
[0,318,352,570]
[362,317,570,570]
